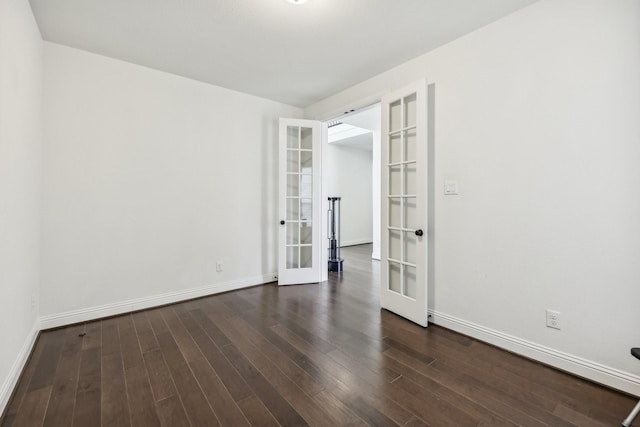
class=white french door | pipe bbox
[278,118,322,285]
[380,80,429,326]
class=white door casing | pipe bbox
[278,118,322,285]
[380,79,429,326]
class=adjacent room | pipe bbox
[326,104,380,255]
[1,0,639,425]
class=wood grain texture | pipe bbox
[1,244,636,426]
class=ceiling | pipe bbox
[328,103,379,151]
[29,0,538,108]
[329,125,372,151]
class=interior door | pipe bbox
[278,119,322,285]
[380,80,428,326]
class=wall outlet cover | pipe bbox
[546,309,561,330]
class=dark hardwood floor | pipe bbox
[1,244,636,426]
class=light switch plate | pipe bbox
[444,180,459,195]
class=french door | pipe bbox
[380,80,429,326]
[278,119,322,285]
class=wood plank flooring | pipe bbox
[1,244,637,426]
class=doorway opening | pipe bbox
[280,80,431,326]
[322,103,382,270]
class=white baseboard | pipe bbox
[0,320,40,416]
[341,239,373,247]
[372,243,381,260]
[40,273,276,330]
[429,310,640,396]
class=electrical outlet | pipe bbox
[546,309,561,330]
[216,261,223,272]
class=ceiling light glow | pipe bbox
[287,0,308,4]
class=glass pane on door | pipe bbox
[387,94,419,298]
[286,125,313,270]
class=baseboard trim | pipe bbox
[429,310,640,396]
[0,320,40,417]
[341,239,373,247]
[40,273,276,330]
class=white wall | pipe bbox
[0,0,43,412]
[327,142,373,247]
[41,43,301,324]
[306,0,640,394]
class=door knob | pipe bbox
[280,220,285,225]
[415,229,424,236]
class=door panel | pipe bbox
[380,80,428,326]
[278,119,321,285]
